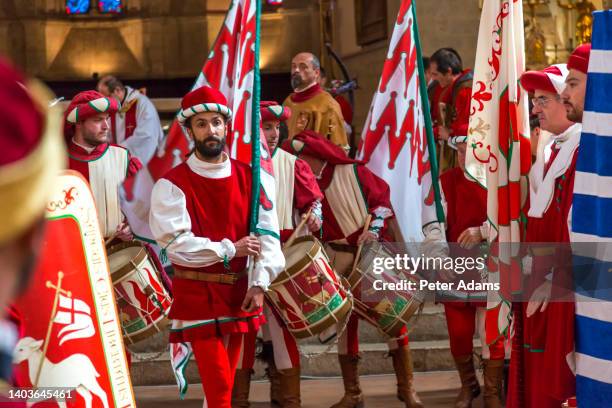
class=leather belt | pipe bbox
[327,242,358,254]
[174,268,246,285]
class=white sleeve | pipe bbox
[122,96,164,165]
[249,173,285,291]
[421,179,449,258]
[149,178,236,267]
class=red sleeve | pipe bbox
[450,87,472,137]
[355,165,392,214]
[293,158,323,213]
[127,154,143,177]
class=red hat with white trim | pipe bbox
[521,64,569,95]
[567,43,591,74]
[178,86,232,124]
[64,90,119,139]
[260,101,291,122]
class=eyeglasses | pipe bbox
[531,95,560,108]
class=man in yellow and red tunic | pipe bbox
[283,52,349,152]
[150,86,284,408]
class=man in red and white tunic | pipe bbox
[506,63,582,408]
[64,90,142,242]
[233,101,323,407]
[97,76,164,241]
[149,86,284,408]
[282,131,422,408]
[438,135,506,407]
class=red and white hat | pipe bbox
[64,90,119,140]
[0,58,66,245]
[178,86,232,124]
[568,43,591,74]
[65,90,119,124]
[260,101,291,122]
[521,64,569,95]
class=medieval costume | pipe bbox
[233,101,323,407]
[437,69,473,172]
[283,83,350,151]
[439,136,506,408]
[507,64,582,408]
[282,131,422,408]
[108,85,164,241]
[150,86,284,408]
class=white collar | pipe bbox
[71,138,95,154]
[528,123,582,218]
[186,152,231,179]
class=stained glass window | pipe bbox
[66,0,90,14]
[98,0,123,14]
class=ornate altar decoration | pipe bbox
[558,0,596,45]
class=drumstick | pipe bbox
[350,214,372,273]
[284,208,313,248]
[105,231,119,246]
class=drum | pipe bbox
[348,242,426,338]
[107,241,172,344]
[267,236,352,339]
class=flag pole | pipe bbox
[411,1,445,224]
[248,0,262,275]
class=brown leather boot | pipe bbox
[453,355,481,408]
[482,359,504,408]
[266,360,282,406]
[232,368,252,408]
[390,345,424,408]
[330,354,364,408]
[279,367,301,407]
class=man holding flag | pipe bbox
[149,86,283,408]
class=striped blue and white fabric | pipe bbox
[571,10,612,408]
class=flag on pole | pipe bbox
[571,10,612,406]
[465,0,530,343]
[358,0,444,242]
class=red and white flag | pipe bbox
[358,0,443,242]
[465,0,531,342]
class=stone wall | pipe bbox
[0,0,317,81]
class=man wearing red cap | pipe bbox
[282,131,422,408]
[149,86,283,408]
[437,135,506,408]
[283,52,350,152]
[64,90,142,241]
[232,101,323,407]
[0,59,65,400]
[562,44,591,123]
[506,63,582,408]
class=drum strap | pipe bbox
[327,242,358,254]
[174,268,246,285]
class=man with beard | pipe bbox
[282,131,423,408]
[561,44,591,124]
[64,90,142,242]
[0,59,65,400]
[505,63,582,408]
[149,86,284,408]
[233,101,323,408]
[283,52,349,152]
